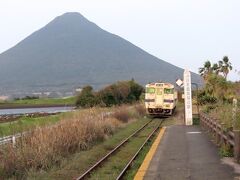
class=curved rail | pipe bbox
[76,120,154,180]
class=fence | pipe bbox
[200,112,240,162]
[0,133,23,146]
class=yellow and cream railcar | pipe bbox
[145,82,177,116]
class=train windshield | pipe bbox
[156,89,163,95]
[164,88,174,94]
[146,87,155,94]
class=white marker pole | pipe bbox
[184,69,193,125]
[12,136,16,148]
[233,98,238,129]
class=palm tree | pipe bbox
[219,56,232,79]
[199,60,212,80]
[212,63,220,75]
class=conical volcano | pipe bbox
[0,12,202,94]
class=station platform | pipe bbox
[135,125,240,180]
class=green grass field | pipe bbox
[0,96,76,108]
[13,97,76,105]
[0,114,62,137]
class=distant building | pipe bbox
[43,92,51,97]
[0,96,9,101]
[48,92,62,98]
[75,88,82,95]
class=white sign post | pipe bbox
[184,69,193,125]
[233,98,238,129]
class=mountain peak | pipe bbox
[58,12,86,19]
[43,12,96,32]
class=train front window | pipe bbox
[156,89,162,95]
[164,88,174,94]
[146,87,155,94]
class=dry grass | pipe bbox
[207,104,240,130]
[208,104,232,129]
[111,104,146,123]
[0,106,140,178]
[112,107,131,123]
[134,104,146,117]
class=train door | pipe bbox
[155,88,163,107]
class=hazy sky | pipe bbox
[0,0,239,80]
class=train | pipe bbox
[144,82,177,116]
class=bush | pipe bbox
[15,96,39,101]
[97,80,144,107]
[198,91,217,105]
[112,108,130,123]
[76,86,98,108]
[97,85,120,106]
[202,104,218,113]
[128,80,144,102]
[76,80,144,108]
[134,104,146,117]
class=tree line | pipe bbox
[76,80,144,108]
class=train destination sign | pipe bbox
[183,69,193,125]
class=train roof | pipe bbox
[146,82,174,88]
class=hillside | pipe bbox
[0,12,202,94]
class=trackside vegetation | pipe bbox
[198,56,240,156]
[0,104,147,179]
[76,79,144,108]
[198,56,240,129]
[198,56,236,104]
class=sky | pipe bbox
[0,0,239,81]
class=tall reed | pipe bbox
[0,106,132,178]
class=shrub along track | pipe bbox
[76,119,163,180]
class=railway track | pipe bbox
[76,119,163,180]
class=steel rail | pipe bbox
[76,120,154,180]
[116,120,163,180]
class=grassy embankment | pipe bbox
[0,104,149,179]
[0,96,76,109]
[0,114,62,137]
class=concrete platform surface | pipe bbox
[144,125,240,180]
